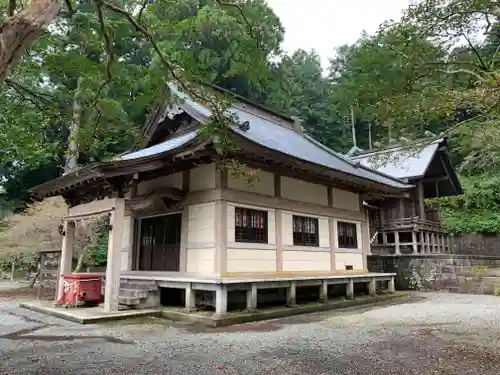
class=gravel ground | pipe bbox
[1,292,500,375]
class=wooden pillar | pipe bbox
[104,198,125,312]
[329,218,336,271]
[394,231,401,255]
[185,284,196,312]
[215,284,228,317]
[275,174,283,272]
[319,280,328,302]
[368,279,376,297]
[214,200,227,275]
[399,199,405,218]
[346,279,354,300]
[440,234,446,253]
[412,231,418,254]
[287,281,297,307]
[417,181,426,220]
[388,277,396,293]
[246,283,258,312]
[56,220,75,301]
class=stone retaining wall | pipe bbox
[451,233,500,256]
[368,254,500,294]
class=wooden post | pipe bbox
[329,218,336,271]
[394,231,401,255]
[185,284,196,313]
[215,284,228,317]
[246,283,258,312]
[275,174,283,272]
[56,220,75,301]
[399,199,405,218]
[368,279,376,297]
[287,281,297,307]
[346,279,354,300]
[104,198,125,312]
[412,231,418,254]
[319,280,328,302]
[388,277,396,293]
[417,181,426,220]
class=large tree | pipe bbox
[0,0,284,209]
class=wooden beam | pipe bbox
[417,181,426,220]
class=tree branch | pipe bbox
[95,0,114,98]
[215,0,259,49]
[462,33,488,71]
[437,68,487,82]
[4,78,52,104]
[421,9,495,37]
[100,0,220,108]
[137,0,148,23]
[439,100,500,138]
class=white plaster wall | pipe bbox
[190,163,216,192]
[186,248,215,274]
[186,202,216,274]
[281,177,328,206]
[187,202,216,248]
[226,249,276,273]
[227,169,274,196]
[137,172,183,195]
[282,251,331,272]
[335,253,364,271]
[332,188,360,211]
[227,203,276,245]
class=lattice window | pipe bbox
[235,207,268,243]
[338,222,358,249]
[293,215,319,246]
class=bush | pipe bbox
[87,230,108,266]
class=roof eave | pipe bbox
[30,136,202,200]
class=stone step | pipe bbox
[119,296,140,306]
[120,280,158,292]
[120,288,149,299]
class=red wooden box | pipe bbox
[58,273,105,307]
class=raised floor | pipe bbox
[120,271,397,316]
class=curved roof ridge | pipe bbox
[302,133,409,185]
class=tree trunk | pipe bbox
[65,77,82,173]
[0,0,62,85]
[73,252,85,273]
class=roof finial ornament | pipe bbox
[290,116,303,134]
[239,121,250,132]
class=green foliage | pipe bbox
[87,231,109,267]
[494,285,500,297]
[0,252,39,273]
[430,175,500,234]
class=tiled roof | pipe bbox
[351,139,443,180]
[158,83,410,190]
[118,131,197,161]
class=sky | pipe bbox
[267,0,412,69]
